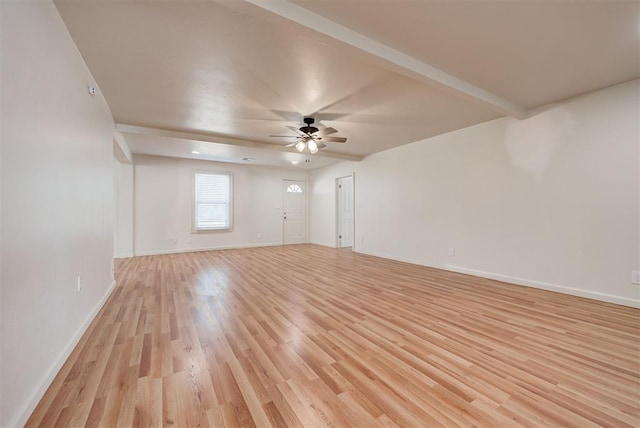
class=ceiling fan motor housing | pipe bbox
[300,117,319,135]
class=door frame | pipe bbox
[282,179,309,245]
[335,173,355,250]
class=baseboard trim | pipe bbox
[133,242,282,257]
[355,249,639,309]
[356,249,429,270]
[443,264,640,309]
[9,279,117,428]
[114,252,133,259]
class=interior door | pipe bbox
[283,180,307,245]
[337,175,354,248]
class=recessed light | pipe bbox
[242,157,255,162]
[191,150,200,154]
[291,160,299,165]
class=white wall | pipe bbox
[133,155,310,255]
[115,159,134,258]
[311,80,639,307]
[0,2,115,426]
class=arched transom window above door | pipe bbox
[286,184,303,193]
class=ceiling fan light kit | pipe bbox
[270,117,347,154]
[295,141,306,152]
[307,139,319,154]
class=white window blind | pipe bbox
[194,172,232,231]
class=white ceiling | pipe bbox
[55,0,639,169]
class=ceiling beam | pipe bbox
[116,124,364,162]
[242,0,529,119]
[113,129,133,164]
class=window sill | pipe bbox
[191,228,233,234]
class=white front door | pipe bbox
[283,180,307,245]
[337,175,354,248]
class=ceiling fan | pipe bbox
[270,117,347,154]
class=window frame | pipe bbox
[192,170,234,233]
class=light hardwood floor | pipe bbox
[27,245,639,427]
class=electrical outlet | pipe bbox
[632,270,640,285]
[257,233,262,239]
[77,276,82,292]
[448,247,455,257]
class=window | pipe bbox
[287,184,303,193]
[193,172,232,231]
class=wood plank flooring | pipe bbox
[27,245,640,427]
